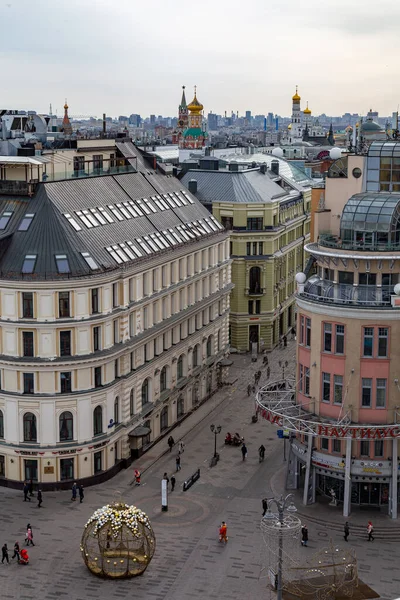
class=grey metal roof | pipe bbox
[180,168,296,204]
[0,143,223,280]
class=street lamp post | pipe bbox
[263,494,297,600]
[210,424,221,459]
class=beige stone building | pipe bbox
[181,158,311,351]
[0,141,231,487]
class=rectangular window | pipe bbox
[323,323,332,352]
[304,367,310,395]
[258,242,263,255]
[333,375,343,404]
[361,378,372,407]
[91,288,99,314]
[378,327,388,357]
[23,332,34,357]
[112,282,118,308]
[374,440,384,457]
[298,364,304,393]
[18,213,35,231]
[335,324,344,354]
[305,318,311,347]
[376,378,387,408]
[94,366,102,388]
[248,300,253,314]
[0,210,13,230]
[221,216,233,230]
[300,316,305,345]
[322,372,330,402]
[22,254,37,274]
[246,242,251,256]
[23,373,34,394]
[94,451,102,473]
[255,300,261,314]
[113,319,119,344]
[73,156,85,174]
[252,242,257,255]
[360,440,370,456]
[22,292,33,318]
[247,217,263,231]
[321,438,329,451]
[81,252,99,270]
[93,326,100,352]
[93,154,103,172]
[60,331,71,357]
[363,327,374,357]
[59,291,70,318]
[60,372,72,394]
[333,439,341,453]
[55,254,70,274]
[114,359,119,379]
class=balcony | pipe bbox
[319,233,400,253]
[246,287,265,297]
[0,180,38,197]
[300,277,393,307]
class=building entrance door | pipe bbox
[360,482,380,505]
[24,459,38,482]
[249,325,259,350]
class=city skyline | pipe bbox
[1,0,400,117]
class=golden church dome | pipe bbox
[288,123,292,130]
[187,87,203,113]
[303,102,311,115]
[292,86,300,102]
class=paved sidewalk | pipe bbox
[0,339,398,600]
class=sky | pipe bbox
[1,0,400,118]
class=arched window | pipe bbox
[160,366,168,393]
[114,397,119,425]
[207,335,213,358]
[160,406,168,431]
[177,395,185,418]
[193,344,200,368]
[141,379,149,407]
[207,372,212,394]
[177,354,184,380]
[129,389,134,416]
[249,266,261,294]
[59,411,73,441]
[23,412,37,442]
[192,384,199,406]
[93,405,103,436]
[0,409,4,439]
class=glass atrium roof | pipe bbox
[222,153,313,186]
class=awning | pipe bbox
[129,426,151,438]
[218,358,233,367]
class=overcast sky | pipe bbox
[1,0,399,118]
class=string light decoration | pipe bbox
[80,502,156,578]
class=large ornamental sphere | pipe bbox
[272,147,284,158]
[330,147,342,160]
[81,502,156,579]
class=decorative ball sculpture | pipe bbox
[80,502,156,578]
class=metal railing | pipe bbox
[319,233,400,252]
[301,280,394,306]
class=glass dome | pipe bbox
[340,192,400,249]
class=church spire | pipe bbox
[180,85,187,109]
[62,98,72,136]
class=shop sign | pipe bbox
[15,450,38,456]
[312,451,344,470]
[352,460,391,476]
[90,441,107,450]
[44,466,54,474]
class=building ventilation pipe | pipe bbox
[188,179,197,194]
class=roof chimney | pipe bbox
[260,164,267,175]
[271,160,279,176]
[229,162,239,172]
[188,179,197,195]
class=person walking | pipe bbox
[1,543,9,564]
[23,482,31,502]
[247,384,252,396]
[344,521,350,542]
[134,470,141,486]
[219,521,228,543]
[11,541,20,561]
[71,482,77,501]
[367,521,374,541]
[178,441,185,454]
[241,443,248,461]
[26,526,35,547]
[78,484,84,503]
[301,525,308,547]
[176,454,181,472]
[167,436,174,452]
[258,444,266,462]
[170,475,176,492]
[262,498,268,517]
[163,472,169,490]
[37,489,42,508]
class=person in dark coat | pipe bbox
[11,542,20,561]
[262,498,268,517]
[1,543,9,563]
[344,521,350,541]
[37,489,42,508]
[71,482,77,501]
[176,454,181,472]
[241,443,248,461]
[78,485,84,503]
[167,436,174,452]
[23,482,31,502]
[301,525,308,547]
[170,475,176,492]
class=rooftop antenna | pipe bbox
[49,103,52,116]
